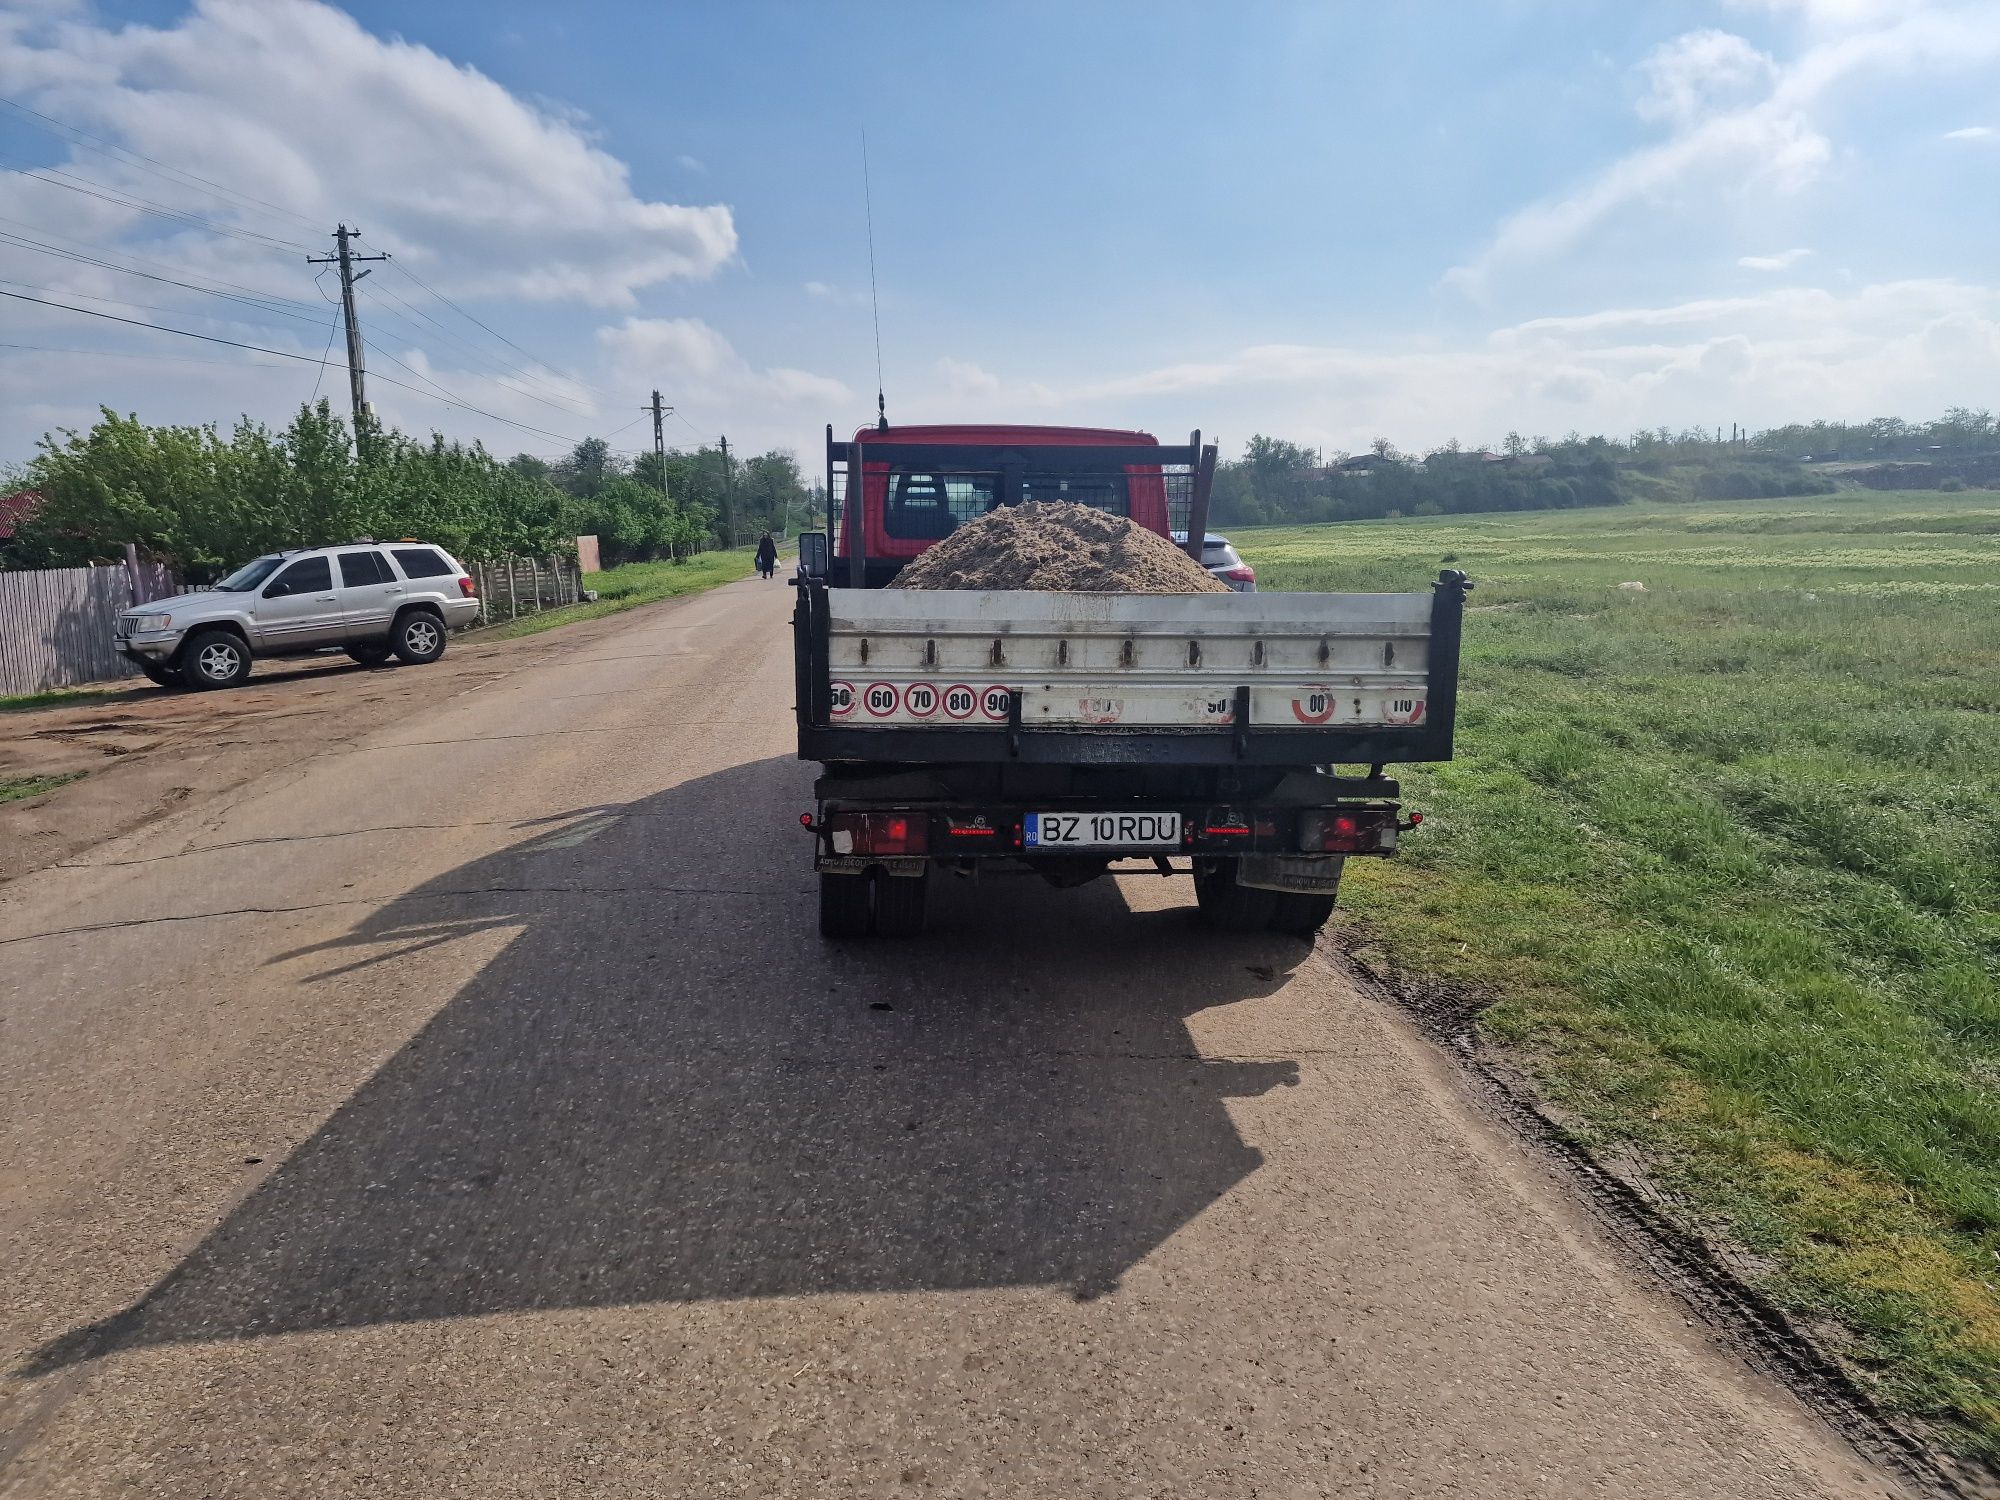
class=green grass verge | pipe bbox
[0,771,88,803]
[472,550,758,642]
[1240,490,2000,1458]
[0,686,129,712]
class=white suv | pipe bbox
[114,540,481,689]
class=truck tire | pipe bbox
[1193,858,1276,933]
[873,871,928,938]
[182,628,252,690]
[819,872,871,939]
[1268,892,1338,937]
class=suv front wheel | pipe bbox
[391,610,447,665]
[182,629,252,690]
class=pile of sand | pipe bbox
[889,501,1228,593]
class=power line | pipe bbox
[309,306,341,402]
[357,281,604,420]
[2,160,310,254]
[0,286,588,447]
[0,220,326,323]
[0,93,323,236]
[374,250,617,404]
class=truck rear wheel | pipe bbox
[819,872,871,939]
[1193,859,1276,933]
[873,871,929,938]
[1268,891,1338,937]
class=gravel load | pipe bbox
[888,501,1228,593]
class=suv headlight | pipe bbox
[127,613,173,632]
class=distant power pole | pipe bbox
[306,224,389,452]
[718,434,735,545]
[649,389,672,504]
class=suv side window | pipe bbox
[337,550,391,587]
[265,556,332,597]
[391,547,453,579]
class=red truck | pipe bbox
[792,422,1467,939]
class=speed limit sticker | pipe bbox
[981,686,1015,722]
[1384,697,1426,725]
[1291,688,1336,725]
[829,681,856,717]
[862,682,899,718]
[902,682,941,718]
[942,684,979,720]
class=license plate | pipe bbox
[1025,811,1180,849]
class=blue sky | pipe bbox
[3,0,1998,465]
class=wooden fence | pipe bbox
[0,560,180,696]
[468,554,584,625]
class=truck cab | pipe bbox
[815,424,1209,589]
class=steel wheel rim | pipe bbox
[407,620,440,654]
[198,642,239,679]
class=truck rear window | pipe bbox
[884,473,997,540]
[882,470,1130,540]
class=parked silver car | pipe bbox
[114,540,481,689]
[1171,531,1258,591]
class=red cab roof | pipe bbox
[851,424,1158,447]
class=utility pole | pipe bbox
[718,434,735,546]
[306,224,389,453]
[649,390,672,504]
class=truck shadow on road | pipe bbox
[25,756,1313,1372]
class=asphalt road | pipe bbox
[0,578,1898,1499]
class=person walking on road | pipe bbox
[755,532,778,580]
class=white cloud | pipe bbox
[677,154,707,174]
[1448,7,2000,292]
[0,0,734,308]
[1637,29,1775,126]
[1943,124,1995,139]
[803,280,874,310]
[595,317,850,452]
[1739,247,1815,269]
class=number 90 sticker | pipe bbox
[829,681,856,717]
[981,686,1015,722]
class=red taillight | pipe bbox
[1221,564,1255,582]
[827,810,928,856]
[1299,808,1395,853]
[458,576,476,597]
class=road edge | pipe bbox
[1321,930,1993,1500]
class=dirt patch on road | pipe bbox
[0,600,707,885]
[889,501,1227,593]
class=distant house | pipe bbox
[0,489,42,540]
[1331,452,1399,475]
[1501,452,1554,470]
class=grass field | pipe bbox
[1242,492,2000,1458]
[474,549,758,642]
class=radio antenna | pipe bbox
[862,127,887,431]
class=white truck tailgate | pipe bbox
[820,589,1433,730]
